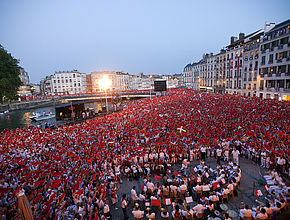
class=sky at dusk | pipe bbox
[0,0,289,83]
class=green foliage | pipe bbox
[0,45,23,103]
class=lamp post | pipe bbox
[105,88,108,112]
[149,76,153,99]
[99,75,112,113]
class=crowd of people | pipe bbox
[0,89,289,219]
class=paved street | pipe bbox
[109,156,273,219]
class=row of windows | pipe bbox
[260,65,289,74]
[261,51,289,64]
[261,36,289,50]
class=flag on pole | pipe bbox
[254,190,263,197]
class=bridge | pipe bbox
[57,90,156,103]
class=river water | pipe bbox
[0,106,55,132]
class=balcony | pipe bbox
[253,77,257,81]
[248,78,252,81]
[270,48,274,52]
[254,67,258,70]
[261,62,265,66]
[268,60,273,64]
[277,59,282,63]
[243,78,247,81]
[262,50,266,54]
[278,45,283,50]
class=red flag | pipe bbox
[154,175,161,181]
[174,171,181,176]
[163,198,171,205]
[151,199,160,206]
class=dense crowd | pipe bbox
[0,89,289,219]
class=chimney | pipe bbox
[239,33,245,40]
[230,36,238,44]
[264,22,275,33]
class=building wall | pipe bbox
[258,24,290,100]
[183,19,290,100]
[50,70,87,95]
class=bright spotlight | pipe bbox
[99,75,112,90]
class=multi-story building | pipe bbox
[183,18,290,100]
[87,71,116,92]
[40,76,52,95]
[259,19,290,100]
[18,68,31,96]
[183,63,194,88]
[225,30,264,96]
[19,68,30,85]
[215,50,227,93]
[87,71,132,92]
[50,70,87,95]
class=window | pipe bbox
[278,65,286,73]
[269,54,273,63]
[262,56,265,64]
[280,37,288,45]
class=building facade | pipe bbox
[183,18,290,100]
[50,70,87,95]
[18,68,31,96]
[259,20,290,100]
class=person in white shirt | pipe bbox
[277,156,286,174]
[161,208,169,219]
[146,210,156,220]
[132,207,144,219]
[131,186,138,202]
[147,180,154,194]
[192,202,205,215]
[103,200,111,219]
[260,150,266,168]
[122,194,128,220]
[216,148,222,164]
[254,208,268,220]
[224,148,229,161]
[239,204,252,219]
[200,146,206,160]
[232,148,240,165]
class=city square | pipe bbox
[0,90,289,219]
[0,1,289,220]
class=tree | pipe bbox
[0,45,22,103]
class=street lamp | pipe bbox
[99,75,112,113]
[149,76,153,99]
